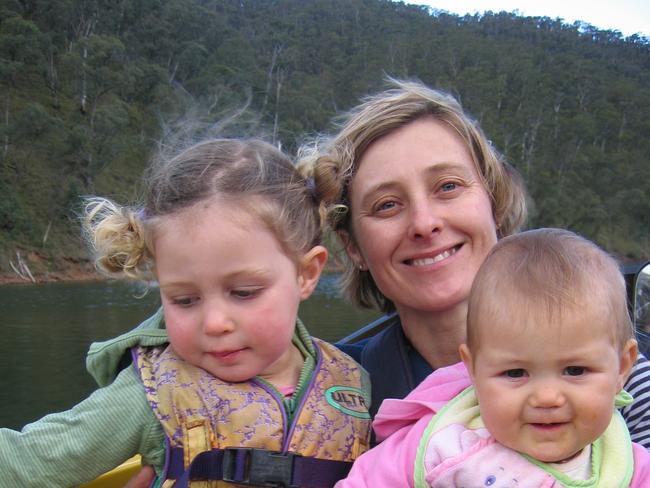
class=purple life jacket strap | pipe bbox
[168,447,352,487]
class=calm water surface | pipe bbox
[0,275,378,430]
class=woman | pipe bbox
[125,78,650,487]
[300,78,650,443]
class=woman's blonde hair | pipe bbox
[299,78,528,311]
[84,138,321,281]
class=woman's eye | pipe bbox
[505,369,527,378]
[375,200,397,213]
[564,366,586,376]
[440,181,458,192]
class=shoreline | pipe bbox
[0,263,346,286]
[0,269,105,286]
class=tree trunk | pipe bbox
[262,45,282,111]
[2,96,9,159]
[272,68,284,145]
[80,45,87,114]
[48,51,59,101]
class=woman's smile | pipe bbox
[403,244,462,267]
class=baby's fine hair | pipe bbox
[467,228,634,350]
[84,138,320,280]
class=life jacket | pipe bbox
[133,338,371,488]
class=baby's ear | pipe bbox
[617,338,638,391]
[298,245,328,300]
[459,343,475,379]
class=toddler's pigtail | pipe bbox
[297,143,349,232]
[82,197,153,280]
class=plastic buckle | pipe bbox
[222,447,300,487]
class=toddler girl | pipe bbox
[0,138,371,487]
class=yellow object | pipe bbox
[79,455,142,488]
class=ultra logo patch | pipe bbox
[325,386,371,419]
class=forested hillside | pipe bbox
[1,0,649,279]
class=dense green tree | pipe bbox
[0,0,648,275]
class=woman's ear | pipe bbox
[338,230,365,269]
[298,245,328,300]
[617,338,638,391]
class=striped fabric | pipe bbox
[622,354,650,449]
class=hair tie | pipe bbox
[305,176,317,200]
[135,208,147,220]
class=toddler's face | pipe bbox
[153,200,316,386]
[461,308,636,463]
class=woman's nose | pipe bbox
[408,198,443,240]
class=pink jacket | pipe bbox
[336,362,650,487]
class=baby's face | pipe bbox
[463,309,634,463]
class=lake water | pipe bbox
[0,275,379,430]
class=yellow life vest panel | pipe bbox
[134,338,371,487]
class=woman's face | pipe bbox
[346,116,498,316]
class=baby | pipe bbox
[338,228,650,486]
